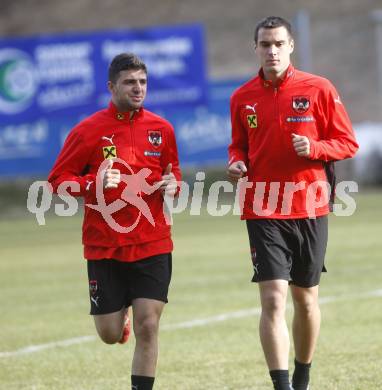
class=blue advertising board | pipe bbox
[0,24,247,177]
[0,24,207,120]
[0,24,208,177]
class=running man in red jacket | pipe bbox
[49,53,181,390]
[227,16,358,390]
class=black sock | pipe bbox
[292,359,311,390]
[269,369,291,390]
[131,375,155,390]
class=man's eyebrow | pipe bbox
[259,39,287,44]
[124,78,147,81]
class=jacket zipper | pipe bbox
[274,87,281,131]
[129,115,137,165]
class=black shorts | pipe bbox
[87,253,172,315]
[246,217,328,288]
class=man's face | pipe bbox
[108,69,147,111]
[255,26,294,80]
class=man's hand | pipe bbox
[103,159,121,189]
[227,160,247,181]
[158,163,177,196]
[292,133,311,157]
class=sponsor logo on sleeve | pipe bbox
[245,103,258,113]
[101,134,115,144]
[102,145,117,159]
[247,114,257,128]
[334,95,342,104]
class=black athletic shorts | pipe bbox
[87,253,172,315]
[246,217,328,288]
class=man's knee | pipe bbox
[134,316,159,342]
[292,287,319,314]
[260,281,288,317]
[261,291,287,316]
[96,324,122,344]
[93,312,124,344]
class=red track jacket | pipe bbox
[48,102,181,253]
[228,65,358,219]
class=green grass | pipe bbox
[0,192,381,389]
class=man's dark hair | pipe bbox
[254,16,293,43]
[108,53,147,83]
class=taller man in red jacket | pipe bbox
[49,53,181,390]
[228,17,358,390]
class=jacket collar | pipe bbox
[107,101,145,121]
[258,64,295,89]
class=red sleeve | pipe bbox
[228,96,249,165]
[160,123,182,187]
[48,125,97,197]
[309,83,359,162]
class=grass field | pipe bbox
[0,191,381,389]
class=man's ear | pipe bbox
[107,80,114,93]
[289,39,295,54]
